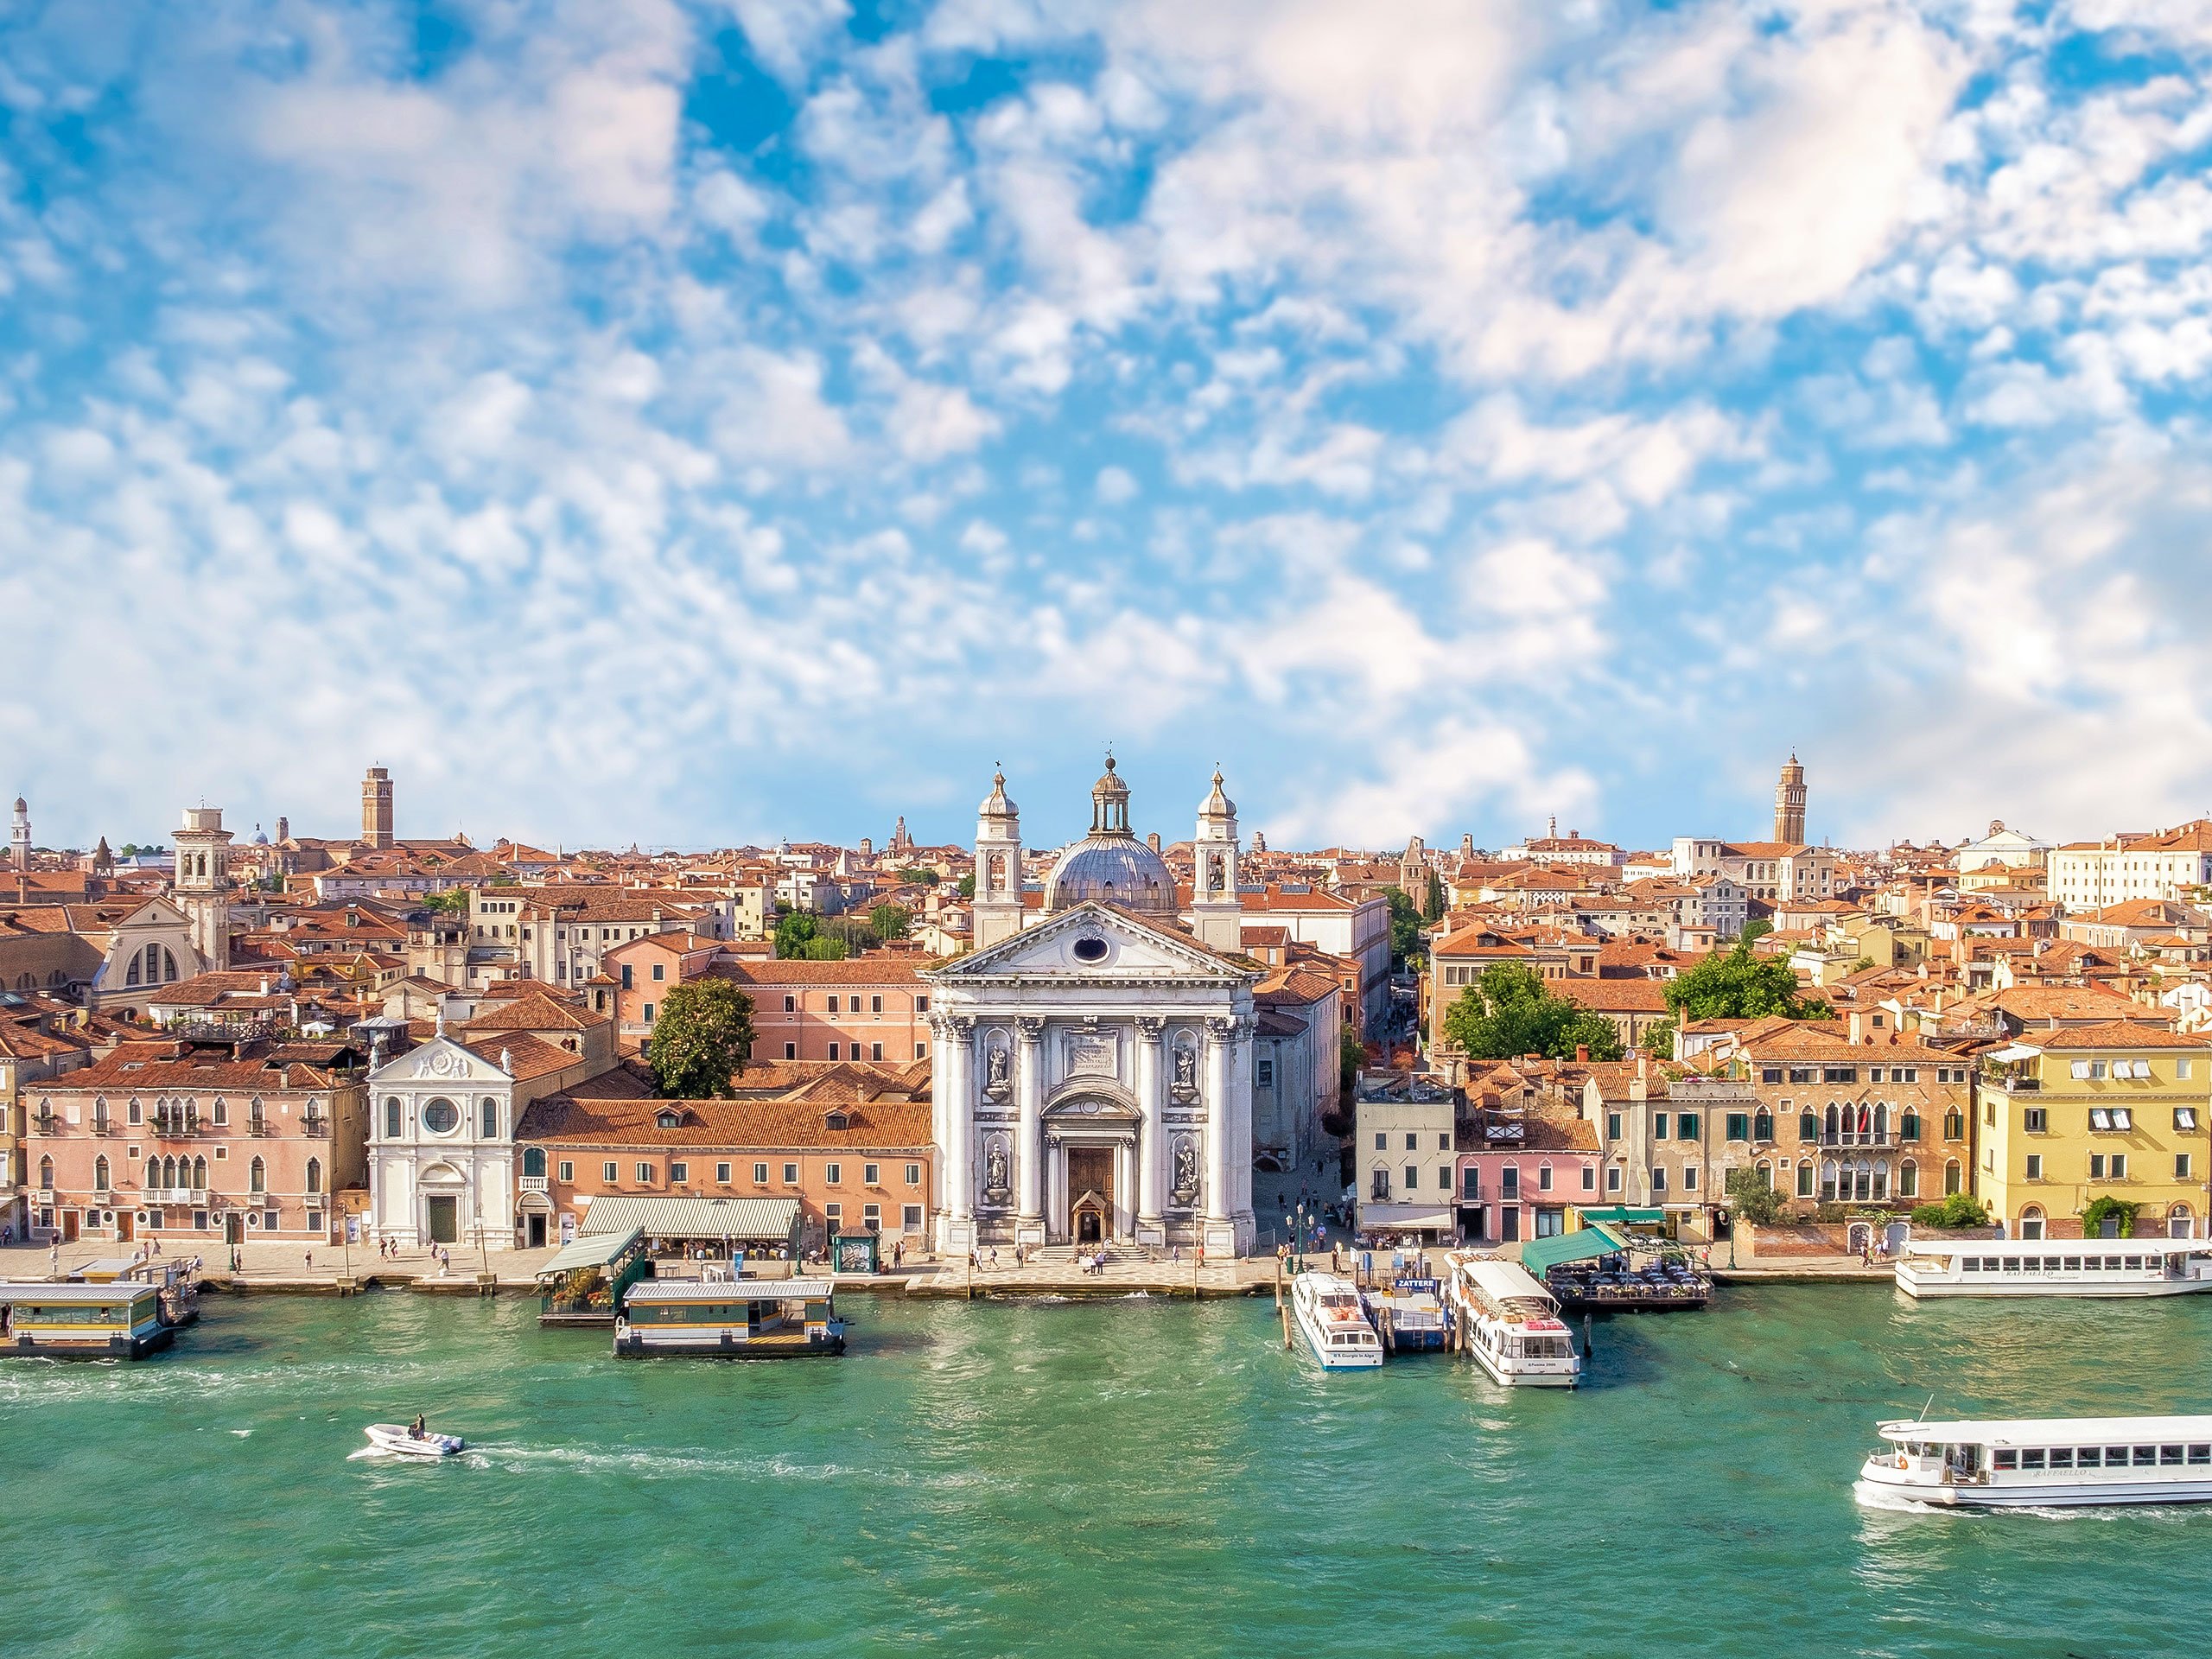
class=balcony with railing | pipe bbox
[301,1116,328,1138]
[518,1175,549,1193]
[151,1111,200,1137]
[1819,1131,1897,1149]
[247,1117,270,1136]
[144,1187,211,1206]
[31,1112,58,1135]
[90,1117,117,1136]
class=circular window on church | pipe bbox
[1071,936,1109,963]
[421,1097,460,1135]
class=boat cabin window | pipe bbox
[2078,1447,2101,1466]
[2063,1256,2082,1272]
[2191,1445,2212,1465]
[2126,1255,2145,1271]
[2001,1257,2020,1273]
[1993,1449,2018,1471]
[2048,1447,2073,1469]
[2133,1446,2157,1466]
[1962,1257,1982,1272]
[2020,1449,2046,1471]
[2161,1446,2185,1466]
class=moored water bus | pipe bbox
[1894,1236,2212,1299]
[1290,1271,1382,1370]
[1445,1253,1582,1388]
[1856,1414,2212,1508]
[614,1276,845,1358]
[0,1281,176,1359]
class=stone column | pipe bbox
[1228,1014,1255,1250]
[1016,1016,1046,1244]
[943,1016,976,1252]
[1135,1016,1166,1245]
[1114,1140,1135,1240]
[1203,1016,1236,1252]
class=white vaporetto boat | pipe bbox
[1446,1254,1581,1388]
[1855,1415,2212,1508]
[1895,1236,2212,1299]
[1291,1272,1382,1370]
[363,1423,466,1459]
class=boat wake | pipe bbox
[1852,1480,1948,1515]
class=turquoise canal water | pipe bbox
[5,1287,2211,1658]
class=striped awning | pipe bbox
[577,1195,803,1243]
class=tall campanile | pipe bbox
[1773,753,1807,845]
[363,766,395,849]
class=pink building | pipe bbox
[610,942,933,1068]
[1454,1108,1602,1246]
[21,1036,368,1246]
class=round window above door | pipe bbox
[422,1097,460,1135]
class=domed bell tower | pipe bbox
[174,804,233,971]
[972,770,1024,950]
[1191,769,1243,953]
[10,796,29,872]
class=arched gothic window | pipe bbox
[249,1157,266,1194]
[93,1156,110,1192]
[305,1158,321,1195]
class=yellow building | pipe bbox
[1980,1022,2212,1240]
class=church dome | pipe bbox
[1044,755,1174,913]
[1046,836,1177,914]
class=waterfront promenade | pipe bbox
[0,1236,1883,1297]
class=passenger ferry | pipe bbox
[0,1281,175,1359]
[1856,1414,2212,1508]
[1446,1254,1581,1388]
[1363,1275,1446,1353]
[613,1277,845,1358]
[1290,1271,1383,1370]
[1895,1236,2212,1299]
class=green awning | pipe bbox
[539,1226,645,1276]
[1521,1222,1628,1275]
[1573,1206,1667,1228]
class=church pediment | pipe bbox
[932,902,1249,983]
[372,1035,507,1084]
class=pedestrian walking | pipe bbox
[304,1249,314,1273]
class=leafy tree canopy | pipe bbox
[896,867,940,887]
[1739,918,1774,944]
[1910,1192,1990,1230]
[869,903,911,942]
[1384,886,1426,967]
[1726,1165,1790,1227]
[955,872,976,899]
[1663,943,1832,1024]
[647,979,757,1099]
[1442,962,1624,1064]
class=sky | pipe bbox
[6,1,2212,858]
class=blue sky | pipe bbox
[7,1,2212,857]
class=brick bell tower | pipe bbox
[1773,753,1807,845]
[363,766,395,850]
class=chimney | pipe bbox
[1575,1044,1590,1063]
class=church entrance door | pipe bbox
[427,1195,460,1245]
[1067,1146,1114,1243]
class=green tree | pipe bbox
[421,888,471,916]
[1421,869,1446,923]
[868,903,911,942]
[1384,887,1426,967]
[1639,1016,1676,1058]
[1442,962,1624,1063]
[955,872,976,899]
[1726,1165,1790,1227]
[1739,918,1774,944]
[1910,1192,1990,1229]
[1340,1028,1365,1101]
[773,910,821,959]
[1663,943,1832,1025]
[647,979,757,1099]
[897,867,940,887]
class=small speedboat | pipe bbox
[363,1422,465,1459]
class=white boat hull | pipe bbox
[1897,1277,2212,1299]
[1294,1306,1382,1370]
[364,1424,464,1459]
[1856,1471,2212,1508]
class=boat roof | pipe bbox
[1879,1414,2212,1443]
[578,1195,802,1243]
[1451,1255,1553,1302]
[1904,1236,2207,1256]
[625,1278,836,1302]
[0,1281,159,1304]
[1299,1272,1358,1294]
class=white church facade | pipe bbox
[926,761,1259,1256]
[365,1030,519,1249]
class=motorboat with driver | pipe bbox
[363,1417,465,1459]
